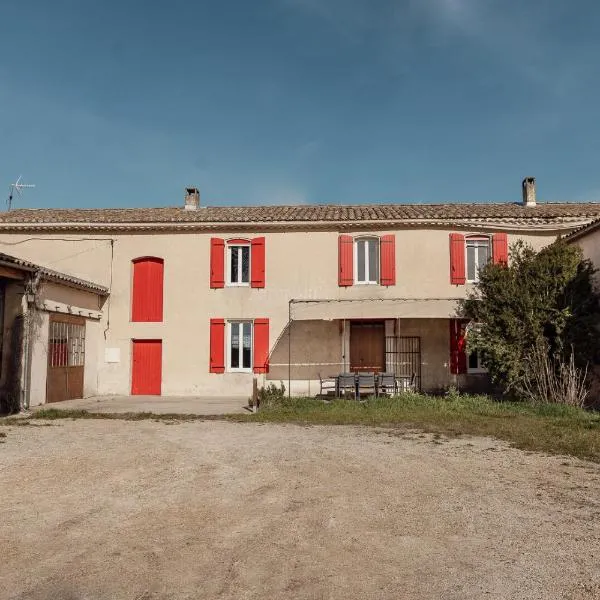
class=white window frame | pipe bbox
[467,350,487,374]
[227,320,253,372]
[466,237,491,283]
[226,242,251,287]
[354,237,380,285]
[465,322,487,373]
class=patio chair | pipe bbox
[337,373,357,399]
[357,372,377,400]
[318,373,337,398]
[377,372,398,397]
[398,372,417,392]
[408,372,417,392]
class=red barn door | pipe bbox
[131,340,162,395]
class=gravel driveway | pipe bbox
[1,420,599,600]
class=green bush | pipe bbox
[257,381,287,408]
[462,239,600,403]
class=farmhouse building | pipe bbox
[1,178,599,408]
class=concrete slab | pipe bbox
[32,395,250,415]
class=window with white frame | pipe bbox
[228,243,250,285]
[468,350,487,373]
[466,237,490,282]
[355,237,379,284]
[227,321,252,371]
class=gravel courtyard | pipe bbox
[1,419,599,600]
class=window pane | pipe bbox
[241,246,250,283]
[230,247,238,283]
[368,240,379,282]
[478,244,490,269]
[230,323,240,368]
[467,245,476,281]
[242,322,252,369]
[468,351,479,369]
[356,240,366,282]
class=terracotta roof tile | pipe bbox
[0,252,108,294]
[1,202,600,226]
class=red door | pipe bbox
[131,340,162,395]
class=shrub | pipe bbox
[522,341,589,407]
[256,381,287,408]
[462,239,600,402]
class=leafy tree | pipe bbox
[462,239,600,400]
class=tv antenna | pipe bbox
[7,175,36,211]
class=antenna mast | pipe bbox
[7,175,36,211]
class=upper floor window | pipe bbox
[210,237,265,289]
[355,237,380,284]
[132,257,164,322]
[466,237,490,283]
[228,242,250,286]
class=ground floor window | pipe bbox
[228,321,252,372]
[468,350,487,373]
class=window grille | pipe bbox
[49,321,85,368]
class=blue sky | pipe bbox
[1,0,599,209]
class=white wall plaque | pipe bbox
[105,348,121,363]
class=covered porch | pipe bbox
[268,298,481,397]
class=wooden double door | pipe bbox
[350,321,386,373]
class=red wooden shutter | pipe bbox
[253,318,270,374]
[209,319,225,373]
[492,233,508,265]
[132,258,164,322]
[449,319,467,374]
[338,235,353,286]
[380,234,396,286]
[210,238,225,289]
[251,237,266,288]
[449,233,466,285]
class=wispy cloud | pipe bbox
[279,0,592,98]
[252,183,309,205]
[296,139,321,158]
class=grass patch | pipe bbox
[28,408,216,422]
[5,395,600,462]
[233,394,600,462]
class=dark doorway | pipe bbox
[350,321,385,373]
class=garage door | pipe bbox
[46,314,86,403]
[131,339,162,395]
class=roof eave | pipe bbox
[0,216,594,233]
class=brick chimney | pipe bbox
[184,187,200,210]
[522,177,536,207]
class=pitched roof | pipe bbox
[0,252,108,295]
[1,202,600,233]
[0,202,599,224]
[564,217,600,242]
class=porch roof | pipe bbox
[289,298,462,321]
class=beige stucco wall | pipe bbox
[0,226,562,399]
